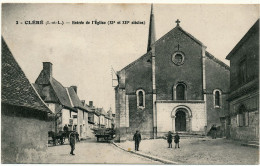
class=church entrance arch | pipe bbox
[171,106,192,132]
[175,110,186,131]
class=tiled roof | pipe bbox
[97,108,106,115]
[1,37,51,113]
[35,65,76,111]
[49,78,74,110]
[67,87,89,112]
[83,104,93,113]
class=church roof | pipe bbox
[119,24,229,72]
[118,52,150,72]
[1,37,51,113]
[226,19,259,60]
[206,51,230,70]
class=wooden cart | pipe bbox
[94,128,116,142]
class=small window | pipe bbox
[215,91,220,106]
[213,89,222,108]
[138,91,144,106]
[136,89,145,109]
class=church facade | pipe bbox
[115,6,230,140]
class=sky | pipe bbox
[1,3,259,112]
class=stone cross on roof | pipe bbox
[176,19,181,26]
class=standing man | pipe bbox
[174,132,180,149]
[167,131,173,148]
[211,124,217,139]
[63,124,69,132]
[69,132,76,155]
[133,130,141,151]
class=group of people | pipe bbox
[167,131,180,148]
[133,130,181,151]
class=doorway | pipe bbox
[175,109,186,131]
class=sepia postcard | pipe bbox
[1,2,259,164]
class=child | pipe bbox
[174,132,180,148]
[167,131,173,148]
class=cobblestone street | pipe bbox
[118,137,259,165]
[46,139,161,164]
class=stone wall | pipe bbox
[205,94,229,130]
[1,107,49,163]
[229,91,259,141]
[156,101,206,137]
[128,94,153,138]
[155,28,203,101]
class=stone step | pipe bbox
[241,143,259,148]
[248,140,259,145]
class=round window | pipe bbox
[172,52,185,66]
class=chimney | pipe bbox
[43,62,53,78]
[89,101,93,107]
[81,100,85,105]
[71,86,77,94]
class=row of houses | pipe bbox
[34,61,115,140]
[1,37,114,163]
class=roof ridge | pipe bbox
[66,87,74,107]
[31,83,53,114]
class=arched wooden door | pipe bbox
[175,110,186,131]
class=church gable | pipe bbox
[155,26,204,101]
[119,53,152,94]
[205,52,230,93]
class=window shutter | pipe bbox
[236,114,239,126]
[245,112,249,126]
